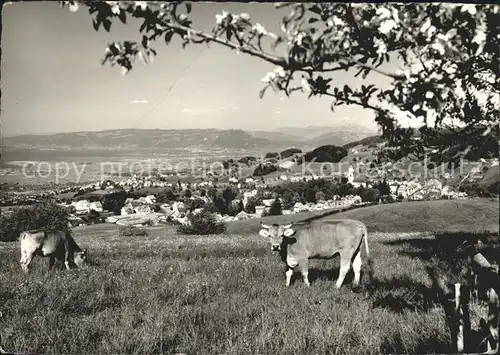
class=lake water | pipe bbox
[0,148,265,185]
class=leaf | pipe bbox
[92,18,100,31]
[142,35,149,48]
[309,4,321,15]
[164,31,174,44]
[270,80,280,93]
[103,19,112,32]
[185,2,192,14]
[354,67,364,78]
[140,20,147,33]
[259,85,268,99]
[362,68,370,80]
[271,36,283,51]
[308,17,319,24]
[118,10,127,24]
[343,85,352,97]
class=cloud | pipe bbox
[275,110,281,114]
[232,107,240,111]
[130,100,148,104]
[279,97,285,101]
[181,107,231,115]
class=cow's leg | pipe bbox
[298,260,310,287]
[286,255,299,287]
[64,240,71,270]
[48,256,55,271]
[20,253,34,273]
[352,251,362,288]
[335,252,352,289]
[285,267,294,287]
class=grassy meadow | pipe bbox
[0,199,498,354]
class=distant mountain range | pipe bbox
[3,125,377,152]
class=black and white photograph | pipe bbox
[1,1,499,354]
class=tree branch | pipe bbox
[165,21,288,67]
[322,91,388,113]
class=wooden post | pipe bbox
[452,283,471,353]
[427,267,471,353]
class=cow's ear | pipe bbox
[283,228,295,237]
[283,223,292,229]
[259,229,270,238]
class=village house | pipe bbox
[89,201,103,212]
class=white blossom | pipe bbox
[111,4,121,15]
[427,26,437,37]
[135,1,147,10]
[376,7,392,20]
[296,32,305,46]
[431,42,445,55]
[261,67,286,83]
[472,30,487,45]
[301,77,312,92]
[444,64,457,74]
[121,66,129,76]
[391,8,400,24]
[252,23,267,36]
[261,72,277,83]
[420,19,431,33]
[373,38,387,56]
[274,67,286,78]
[379,19,397,35]
[69,1,79,12]
[215,10,229,25]
[239,13,250,21]
[425,91,435,99]
[436,33,450,42]
[332,16,345,27]
[461,4,477,15]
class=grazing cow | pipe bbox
[259,219,373,288]
[19,229,87,273]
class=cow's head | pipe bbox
[73,248,88,268]
[259,223,295,251]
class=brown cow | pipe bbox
[259,219,373,288]
[19,229,87,273]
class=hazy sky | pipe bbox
[2,2,392,137]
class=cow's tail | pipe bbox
[362,224,374,283]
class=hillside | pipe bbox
[3,126,376,152]
[230,199,499,234]
[479,165,500,193]
[3,129,271,151]
[274,122,376,140]
[322,199,499,233]
[342,135,385,149]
